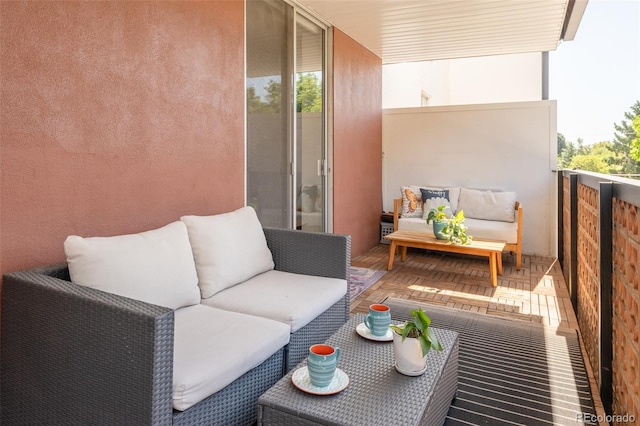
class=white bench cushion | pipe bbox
[172,305,289,411]
[181,207,275,299]
[398,217,518,244]
[64,221,200,309]
[201,270,347,333]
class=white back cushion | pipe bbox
[457,188,517,222]
[181,206,274,299]
[64,221,200,309]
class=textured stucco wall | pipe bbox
[332,29,383,258]
[0,1,245,274]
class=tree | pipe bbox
[612,101,640,173]
[265,80,281,112]
[569,154,610,173]
[557,133,566,155]
[246,79,282,114]
[567,141,619,174]
[631,115,640,161]
[558,137,586,168]
[247,74,323,114]
[247,86,268,113]
[296,73,322,113]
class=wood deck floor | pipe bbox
[349,243,607,421]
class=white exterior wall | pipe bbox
[382,53,543,108]
[382,100,558,257]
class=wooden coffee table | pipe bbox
[384,230,505,287]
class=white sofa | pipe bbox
[1,206,350,425]
[393,186,523,269]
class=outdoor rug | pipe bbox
[348,267,386,302]
[383,297,599,426]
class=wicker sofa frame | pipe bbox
[1,227,351,425]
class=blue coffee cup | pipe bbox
[307,344,341,387]
[364,303,391,336]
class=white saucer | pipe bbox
[291,367,349,395]
[355,322,393,341]
[395,361,427,376]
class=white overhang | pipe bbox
[298,0,588,64]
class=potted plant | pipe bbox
[426,205,472,245]
[390,308,443,375]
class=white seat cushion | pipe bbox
[181,207,275,299]
[64,221,200,309]
[201,270,347,333]
[398,217,517,244]
[172,305,290,411]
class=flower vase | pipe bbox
[392,331,427,375]
[432,220,448,240]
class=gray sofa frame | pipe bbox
[1,228,350,425]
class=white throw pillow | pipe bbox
[457,188,517,222]
[181,206,274,299]
[64,221,201,309]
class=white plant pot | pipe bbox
[393,331,427,375]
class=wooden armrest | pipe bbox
[393,198,402,231]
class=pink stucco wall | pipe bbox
[332,29,383,257]
[0,1,245,275]
[0,3,383,285]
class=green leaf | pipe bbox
[418,334,431,357]
[402,323,415,340]
[389,324,404,335]
[415,308,431,330]
[426,327,443,351]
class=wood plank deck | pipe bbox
[349,243,607,423]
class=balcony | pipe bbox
[2,1,637,424]
[351,170,640,424]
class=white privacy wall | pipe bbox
[382,101,558,256]
[382,53,542,108]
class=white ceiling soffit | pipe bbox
[298,0,587,64]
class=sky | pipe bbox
[549,0,640,145]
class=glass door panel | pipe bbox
[246,0,293,228]
[247,0,326,232]
[295,14,325,232]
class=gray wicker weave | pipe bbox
[264,227,351,371]
[257,314,459,426]
[1,228,350,426]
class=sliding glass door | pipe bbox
[246,0,326,232]
[295,14,325,232]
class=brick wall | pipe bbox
[563,177,571,287]
[577,183,601,384]
[562,172,640,423]
[612,199,639,423]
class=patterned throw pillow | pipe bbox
[421,188,452,219]
[400,186,423,218]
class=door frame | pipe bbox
[244,0,333,232]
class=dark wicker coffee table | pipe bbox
[257,314,459,425]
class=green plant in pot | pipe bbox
[426,205,472,245]
[390,308,443,375]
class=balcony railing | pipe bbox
[558,170,640,422]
